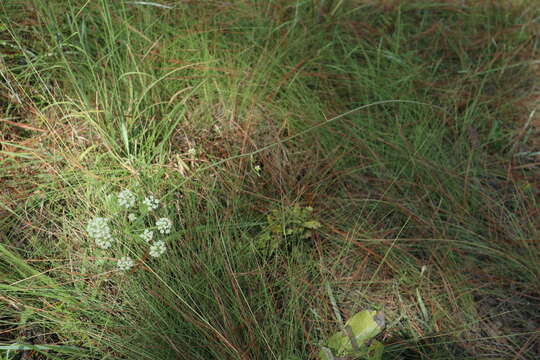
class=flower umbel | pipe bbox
[143,195,159,211]
[87,218,114,249]
[156,217,172,234]
[87,188,169,268]
[118,189,136,209]
[149,240,166,257]
[117,256,135,271]
[95,236,114,249]
[87,217,111,239]
[140,229,154,243]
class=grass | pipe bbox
[1,0,539,359]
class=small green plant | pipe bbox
[256,205,321,254]
[86,189,174,273]
[319,309,385,360]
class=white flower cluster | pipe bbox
[118,189,136,209]
[140,229,154,243]
[156,217,172,234]
[117,256,134,271]
[96,237,114,250]
[87,217,110,238]
[143,195,159,211]
[86,189,172,272]
[86,217,114,249]
[149,240,166,258]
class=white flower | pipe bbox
[187,148,197,156]
[142,195,159,211]
[87,218,114,249]
[128,213,137,222]
[254,164,261,173]
[149,240,166,257]
[117,256,135,271]
[87,217,111,240]
[140,229,154,243]
[118,189,136,209]
[156,217,172,234]
[95,235,114,249]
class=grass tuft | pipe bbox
[1,0,539,359]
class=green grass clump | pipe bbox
[1,0,539,359]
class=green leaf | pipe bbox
[321,309,385,359]
[303,220,321,229]
[367,340,385,360]
[270,224,282,234]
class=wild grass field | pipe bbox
[1,0,539,359]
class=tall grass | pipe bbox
[1,0,539,359]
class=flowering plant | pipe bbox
[86,188,174,273]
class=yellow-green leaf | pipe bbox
[303,220,321,229]
[320,309,385,359]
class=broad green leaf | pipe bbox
[320,309,385,359]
